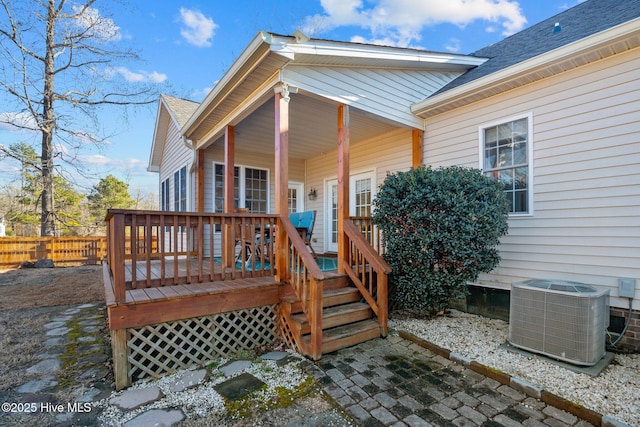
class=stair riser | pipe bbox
[286,290,361,313]
[295,307,372,335]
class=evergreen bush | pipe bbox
[372,165,509,315]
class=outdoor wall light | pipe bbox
[308,187,317,201]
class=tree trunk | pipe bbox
[40,0,56,237]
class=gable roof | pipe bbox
[412,0,640,117]
[148,95,199,172]
[181,32,487,145]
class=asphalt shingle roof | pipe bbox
[434,0,640,96]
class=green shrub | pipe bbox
[372,165,509,315]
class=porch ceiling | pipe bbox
[210,91,401,159]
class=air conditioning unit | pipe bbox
[509,279,609,366]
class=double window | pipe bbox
[214,163,269,213]
[174,166,187,212]
[481,114,532,214]
[160,165,187,211]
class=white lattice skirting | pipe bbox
[127,305,279,381]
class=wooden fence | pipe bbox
[0,236,107,268]
[0,236,158,269]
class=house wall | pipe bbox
[199,142,306,213]
[305,127,414,252]
[284,65,464,129]
[158,120,192,210]
[423,48,640,317]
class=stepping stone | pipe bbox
[214,372,266,401]
[44,321,67,329]
[77,303,95,309]
[109,387,162,411]
[123,409,185,427]
[17,376,58,393]
[169,369,207,393]
[82,325,101,333]
[260,351,290,361]
[260,351,301,366]
[44,337,65,346]
[77,336,97,343]
[220,360,252,377]
[46,327,71,336]
[62,308,81,315]
[26,358,60,374]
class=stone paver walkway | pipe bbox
[1,302,630,426]
[305,335,603,427]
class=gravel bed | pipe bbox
[390,309,640,426]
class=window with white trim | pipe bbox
[213,163,269,213]
[160,178,170,211]
[173,166,187,211]
[481,116,531,214]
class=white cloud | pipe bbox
[179,8,217,47]
[106,67,168,83]
[0,111,39,132]
[304,0,527,47]
[72,5,121,41]
[444,38,462,53]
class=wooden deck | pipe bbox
[104,261,282,330]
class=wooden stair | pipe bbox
[281,278,381,358]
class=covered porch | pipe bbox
[104,208,389,389]
[104,32,483,389]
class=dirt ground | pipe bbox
[0,265,105,393]
[0,265,353,426]
[0,265,105,311]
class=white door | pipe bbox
[325,172,375,253]
[325,180,338,252]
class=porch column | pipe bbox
[196,148,205,212]
[223,125,235,267]
[412,129,424,168]
[337,104,350,274]
[274,90,289,281]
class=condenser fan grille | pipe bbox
[509,279,609,366]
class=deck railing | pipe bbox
[350,216,385,256]
[277,216,326,359]
[105,209,277,303]
[342,219,391,336]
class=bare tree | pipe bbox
[0,0,158,236]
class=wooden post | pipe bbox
[111,329,130,390]
[274,90,289,281]
[196,148,205,212]
[223,126,235,268]
[112,213,126,303]
[337,104,350,274]
[412,129,424,168]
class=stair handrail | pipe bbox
[342,219,391,336]
[278,216,324,359]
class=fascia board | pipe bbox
[412,18,640,116]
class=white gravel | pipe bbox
[94,353,310,426]
[390,309,640,426]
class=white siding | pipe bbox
[424,49,640,309]
[200,141,305,214]
[306,128,413,252]
[158,120,192,210]
[283,65,461,129]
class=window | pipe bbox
[161,178,170,211]
[353,177,372,217]
[173,166,187,211]
[288,183,304,213]
[481,115,532,214]
[213,163,269,213]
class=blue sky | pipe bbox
[0,0,583,197]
